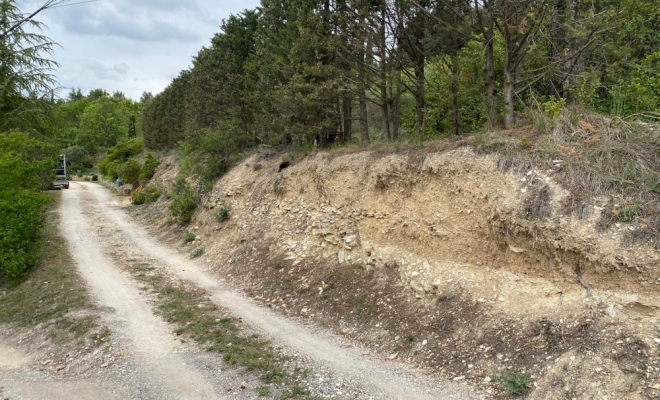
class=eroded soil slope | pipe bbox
[137,146,660,399]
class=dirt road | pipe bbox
[1,182,483,399]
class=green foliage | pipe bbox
[168,176,197,223]
[64,145,91,168]
[144,185,162,202]
[116,158,141,185]
[76,96,134,154]
[215,202,232,222]
[131,190,146,205]
[98,138,144,178]
[183,231,196,243]
[496,374,533,398]
[139,153,160,184]
[0,132,58,284]
[131,185,162,205]
[542,98,566,118]
[617,204,644,222]
[0,1,58,133]
[520,138,532,149]
[189,247,205,259]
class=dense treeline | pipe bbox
[142,0,659,157]
[0,0,144,282]
[1,0,58,283]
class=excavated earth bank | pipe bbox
[135,145,660,399]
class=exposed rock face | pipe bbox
[140,146,660,399]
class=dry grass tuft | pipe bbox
[478,106,660,248]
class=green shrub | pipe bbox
[139,153,160,184]
[183,231,195,242]
[98,138,144,176]
[131,191,146,205]
[215,202,232,222]
[116,158,141,185]
[497,373,533,398]
[169,176,197,223]
[64,145,90,167]
[144,185,161,202]
[189,247,205,259]
[0,133,57,284]
[132,186,161,206]
[618,204,643,222]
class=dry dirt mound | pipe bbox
[137,145,660,399]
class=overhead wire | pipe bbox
[1,0,98,39]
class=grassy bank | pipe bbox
[0,194,105,344]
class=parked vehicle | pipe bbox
[49,154,69,190]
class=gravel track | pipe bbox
[0,182,482,399]
[83,182,481,400]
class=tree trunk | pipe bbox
[483,9,497,129]
[379,7,390,140]
[391,69,402,141]
[357,45,369,144]
[503,54,517,129]
[484,39,497,127]
[414,60,425,135]
[342,93,352,142]
[451,53,460,136]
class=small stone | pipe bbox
[607,304,616,318]
[422,340,428,345]
[653,338,660,344]
[389,353,398,360]
[483,376,491,383]
[453,376,465,381]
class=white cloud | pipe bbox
[18,0,261,99]
[82,61,130,81]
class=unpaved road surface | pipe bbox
[0,182,482,400]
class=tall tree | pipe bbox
[0,0,57,132]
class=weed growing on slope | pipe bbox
[215,202,232,222]
[497,373,533,398]
[183,231,196,243]
[189,247,205,259]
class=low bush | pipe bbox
[144,185,162,202]
[215,202,232,222]
[131,190,146,205]
[189,247,205,259]
[169,176,197,223]
[0,132,58,284]
[131,186,161,205]
[98,138,144,177]
[183,231,195,242]
[116,158,141,185]
[497,373,533,398]
[139,153,160,184]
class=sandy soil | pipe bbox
[131,147,660,399]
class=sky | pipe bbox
[20,0,262,100]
